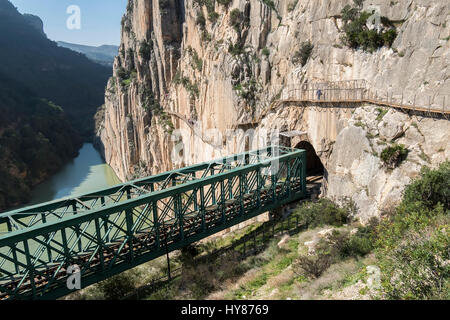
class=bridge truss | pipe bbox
[0,146,306,300]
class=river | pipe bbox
[28,143,121,205]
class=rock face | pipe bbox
[23,14,46,37]
[96,0,449,221]
[326,106,450,222]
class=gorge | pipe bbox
[0,0,112,210]
[0,0,448,301]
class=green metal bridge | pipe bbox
[0,146,307,300]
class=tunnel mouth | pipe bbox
[295,141,324,176]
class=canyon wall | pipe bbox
[97,0,449,221]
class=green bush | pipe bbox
[228,42,244,56]
[208,11,220,23]
[292,198,351,228]
[382,29,397,47]
[229,9,244,32]
[292,41,314,66]
[217,0,232,8]
[196,11,206,29]
[402,161,450,210]
[97,269,140,300]
[293,251,333,279]
[139,40,152,60]
[341,3,398,52]
[380,144,408,169]
[342,229,375,257]
[328,219,378,259]
[116,67,129,80]
[373,163,450,300]
[187,47,203,71]
[377,225,449,300]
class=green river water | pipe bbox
[0,143,123,274]
[28,143,121,205]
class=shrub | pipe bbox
[97,269,140,300]
[293,250,333,279]
[292,41,314,66]
[228,42,244,56]
[208,11,220,23]
[341,4,398,52]
[328,219,378,259]
[217,0,232,8]
[116,67,129,80]
[229,9,244,32]
[380,144,408,169]
[139,40,152,60]
[187,47,203,71]
[341,5,359,22]
[382,29,397,47]
[377,226,449,300]
[373,163,450,300]
[341,229,375,257]
[196,11,206,29]
[353,0,364,8]
[292,198,351,228]
[402,161,450,210]
[261,47,270,57]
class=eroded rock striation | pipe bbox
[97,0,449,221]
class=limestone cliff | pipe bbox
[96,0,449,221]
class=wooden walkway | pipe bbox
[277,98,449,118]
[276,80,449,119]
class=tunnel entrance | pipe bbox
[295,141,324,176]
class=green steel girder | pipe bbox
[0,146,306,300]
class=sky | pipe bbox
[9,0,127,46]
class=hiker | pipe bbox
[317,89,322,100]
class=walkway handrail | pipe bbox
[274,80,448,116]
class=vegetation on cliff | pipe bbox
[341,0,398,52]
[0,73,81,211]
[380,144,409,169]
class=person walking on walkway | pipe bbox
[317,89,322,100]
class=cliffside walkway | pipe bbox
[268,79,449,121]
[0,146,307,300]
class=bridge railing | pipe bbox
[0,146,306,300]
[268,80,449,115]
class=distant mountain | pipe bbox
[0,0,111,211]
[0,0,111,138]
[22,13,45,37]
[58,41,118,67]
